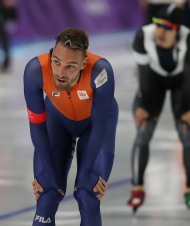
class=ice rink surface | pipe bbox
[0,30,189,225]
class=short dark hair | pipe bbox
[156,4,183,25]
[55,27,89,57]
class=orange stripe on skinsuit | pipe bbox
[38,52,101,121]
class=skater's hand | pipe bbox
[93,177,107,201]
[32,179,43,201]
[73,175,107,200]
[181,110,190,128]
[32,179,64,201]
[135,108,149,129]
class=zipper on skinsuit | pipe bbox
[67,94,77,121]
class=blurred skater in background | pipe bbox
[127,4,190,212]
[0,0,17,72]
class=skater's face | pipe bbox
[51,43,87,92]
[154,18,178,48]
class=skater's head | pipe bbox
[152,4,182,48]
[51,28,89,92]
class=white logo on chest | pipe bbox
[77,90,89,100]
[94,69,108,88]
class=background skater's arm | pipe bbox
[180,33,190,125]
[132,29,151,124]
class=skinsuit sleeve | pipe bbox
[75,58,117,193]
[180,33,190,115]
[23,57,60,193]
[132,29,152,111]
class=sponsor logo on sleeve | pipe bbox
[94,69,108,88]
[77,90,89,100]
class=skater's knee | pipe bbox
[33,190,64,226]
[74,189,100,211]
[37,189,64,213]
